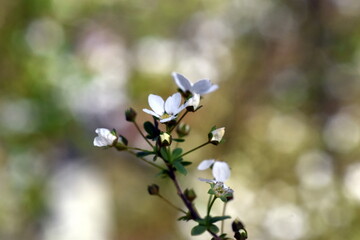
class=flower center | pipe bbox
[161,113,171,119]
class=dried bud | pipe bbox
[147,184,159,195]
[158,132,172,146]
[125,108,137,122]
[184,188,197,202]
[176,123,190,137]
[208,127,225,145]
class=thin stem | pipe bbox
[157,193,187,214]
[179,141,210,158]
[207,194,214,216]
[128,151,164,170]
[221,202,228,234]
[165,163,200,220]
[127,146,152,152]
[169,110,189,133]
[207,196,217,216]
[133,121,154,148]
[162,156,221,239]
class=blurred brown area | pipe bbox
[1,0,360,239]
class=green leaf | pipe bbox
[143,121,160,139]
[136,151,154,157]
[177,214,191,221]
[156,169,170,178]
[160,148,170,161]
[209,216,231,223]
[173,138,185,142]
[172,148,183,160]
[144,121,155,135]
[195,218,207,225]
[191,225,207,236]
[173,160,187,175]
[208,224,219,233]
[182,161,192,166]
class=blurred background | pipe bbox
[1,0,360,239]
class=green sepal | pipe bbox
[220,196,228,202]
[191,225,207,236]
[208,188,216,195]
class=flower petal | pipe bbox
[93,136,108,147]
[148,94,165,116]
[172,72,192,92]
[93,128,116,147]
[142,108,160,118]
[201,84,219,95]
[191,80,218,95]
[159,115,176,123]
[197,159,215,170]
[198,178,216,183]
[165,92,182,114]
[186,93,200,110]
[212,161,231,182]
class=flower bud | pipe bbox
[208,127,225,145]
[93,128,117,147]
[158,132,172,146]
[147,184,159,195]
[184,188,197,202]
[125,108,137,122]
[226,191,234,201]
[232,219,245,232]
[176,123,190,137]
[186,94,200,112]
[114,135,128,151]
[234,229,248,240]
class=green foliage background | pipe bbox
[1,0,360,239]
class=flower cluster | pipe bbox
[93,73,246,240]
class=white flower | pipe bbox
[143,93,186,123]
[172,72,218,95]
[212,181,234,198]
[186,93,200,111]
[93,128,117,147]
[197,159,231,182]
[209,127,225,144]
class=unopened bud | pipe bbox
[226,191,234,201]
[125,108,137,122]
[176,123,190,137]
[208,127,225,145]
[234,229,248,240]
[158,132,172,146]
[232,219,245,232]
[114,135,128,151]
[186,94,200,112]
[184,188,197,202]
[147,184,159,195]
